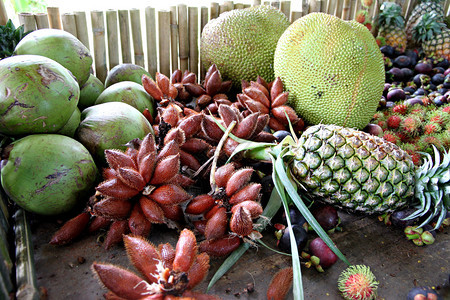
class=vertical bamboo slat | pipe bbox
[47,7,62,29]
[225,1,234,10]
[210,2,220,19]
[243,3,251,8]
[349,0,357,19]
[18,13,36,33]
[334,0,343,17]
[290,11,302,22]
[253,0,262,6]
[342,0,351,19]
[0,0,7,26]
[235,3,245,9]
[61,13,78,37]
[91,11,108,83]
[219,4,229,14]
[34,13,49,29]
[130,9,145,67]
[308,0,320,13]
[170,6,179,72]
[280,1,291,18]
[301,0,309,16]
[118,10,132,64]
[404,0,417,20]
[74,12,90,50]
[188,7,199,77]
[353,0,362,21]
[327,0,336,15]
[145,7,157,77]
[200,6,209,80]
[443,0,449,16]
[178,4,189,72]
[106,10,119,70]
[158,10,171,76]
[271,1,280,9]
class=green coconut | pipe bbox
[104,63,152,88]
[76,102,153,165]
[0,55,79,136]
[0,134,98,215]
[94,81,155,115]
[79,74,105,110]
[56,107,81,138]
[14,29,93,86]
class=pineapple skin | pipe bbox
[422,28,450,60]
[290,124,415,214]
[379,25,407,52]
[405,0,445,45]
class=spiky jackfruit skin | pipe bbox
[274,13,385,130]
[200,5,290,88]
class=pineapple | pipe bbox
[377,2,407,52]
[413,12,450,60]
[405,0,445,46]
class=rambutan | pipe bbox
[392,104,408,115]
[338,265,378,300]
[400,115,422,136]
[404,148,422,166]
[423,122,442,135]
[355,10,367,24]
[375,36,386,47]
[364,22,372,31]
[418,135,443,152]
[427,110,449,126]
[382,131,400,145]
[396,131,412,143]
[361,0,373,8]
[386,115,402,129]
[437,132,450,149]
[441,105,450,114]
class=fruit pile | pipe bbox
[1,2,449,300]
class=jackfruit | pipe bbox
[200,5,290,88]
[274,12,385,129]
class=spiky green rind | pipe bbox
[338,265,378,300]
[406,146,450,229]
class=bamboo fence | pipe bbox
[2,0,450,83]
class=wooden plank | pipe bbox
[188,7,199,78]
[61,13,78,37]
[18,13,37,33]
[118,10,132,64]
[130,8,145,67]
[47,7,62,29]
[210,2,220,19]
[90,10,108,83]
[178,4,189,72]
[34,13,49,29]
[350,0,357,19]
[145,7,157,78]
[253,0,262,6]
[200,6,209,80]
[0,0,8,26]
[342,0,351,20]
[74,12,90,50]
[334,0,343,17]
[280,0,291,18]
[271,1,281,9]
[158,10,171,76]
[170,6,179,72]
[290,11,302,22]
[106,10,119,70]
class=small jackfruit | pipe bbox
[274,12,385,129]
[200,5,290,88]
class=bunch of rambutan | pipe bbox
[370,102,450,165]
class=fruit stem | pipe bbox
[210,121,237,193]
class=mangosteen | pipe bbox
[435,58,450,69]
[282,206,306,227]
[444,75,450,89]
[379,96,387,108]
[445,68,450,76]
[415,62,433,74]
[387,88,406,101]
[273,130,292,143]
[383,83,392,97]
[387,67,404,82]
[401,68,414,81]
[413,74,426,87]
[405,49,418,66]
[380,45,395,57]
[390,209,418,228]
[437,87,448,95]
[277,224,308,253]
[406,286,442,300]
[312,205,340,231]
[394,55,412,68]
[413,88,426,96]
[308,237,338,268]
[404,86,416,95]
[424,83,437,92]
[385,101,395,108]
[405,97,424,106]
[433,66,446,74]
[432,73,445,85]
[363,123,383,136]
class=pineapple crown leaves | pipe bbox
[0,19,30,59]
[378,2,405,28]
[412,12,446,43]
[405,145,450,229]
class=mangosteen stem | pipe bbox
[210,121,236,193]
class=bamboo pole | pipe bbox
[145,7,157,77]
[170,6,179,72]
[235,3,245,9]
[118,10,132,64]
[200,6,209,80]
[404,0,417,23]
[253,0,261,6]
[327,0,336,15]
[61,13,78,37]
[301,0,309,16]
[444,0,449,16]
[34,13,49,29]
[158,10,171,76]
[74,11,90,50]
[0,0,8,26]
[18,13,36,33]
[334,0,343,17]
[106,10,119,70]
[219,4,229,14]
[188,7,199,78]
[308,0,320,13]
[342,0,351,19]
[130,9,145,68]
[280,1,291,18]
[91,11,108,83]
[352,0,362,21]
[371,0,380,36]
[290,11,302,22]
[224,1,234,10]
[178,4,189,72]
[47,7,62,29]
[271,1,280,9]
[349,0,357,19]
[243,4,251,8]
[210,2,220,19]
